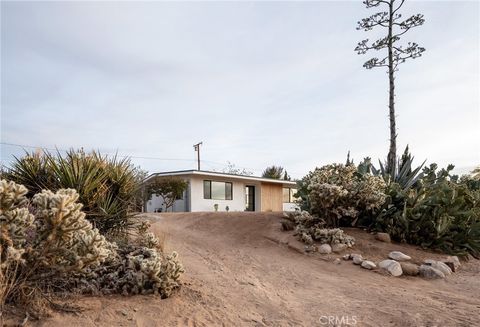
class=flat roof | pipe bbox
[144,169,297,186]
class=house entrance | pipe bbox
[245,185,255,211]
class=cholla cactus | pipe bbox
[313,228,355,247]
[308,164,386,227]
[82,246,184,298]
[1,179,184,307]
[137,232,160,248]
[0,180,34,254]
[32,189,112,272]
[285,210,355,247]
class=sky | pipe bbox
[1,0,479,179]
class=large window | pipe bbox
[203,180,233,200]
[283,187,297,203]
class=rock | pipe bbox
[305,245,315,253]
[400,262,419,276]
[443,256,461,272]
[361,260,376,270]
[388,251,411,261]
[378,259,403,277]
[375,232,391,243]
[423,260,452,276]
[331,243,347,253]
[351,254,363,265]
[318,244,332,254]
[342,254,351,260]
[419,265,445,279]
[333,258,341,265]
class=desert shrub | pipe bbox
[284,211,355,247]
[0,179,184,315]
[6,149,144,236]
[305,164,386,227]
[374,164,480,257]
[145,177,188,212]
[366,146,426,190]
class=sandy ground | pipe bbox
[15,212,480,326]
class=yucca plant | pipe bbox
[358,146,425,190]
[5,149,143,236]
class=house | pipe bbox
[144,170,298,213]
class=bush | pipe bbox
[306,164,386,227]
[6,150,144,236]
[284,211,355,247]
[0,179,184,315]
[375,164,480,257]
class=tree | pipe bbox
[262,165,286,179]
[355,0,425,175]
[472,166,480,180]
[222,161,253,176]
[146,177,188,212]
[283,170,291,181]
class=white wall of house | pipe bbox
[283,202,299,212]
[144,171,297,213]
[146,194,187,212]
[190,175,256,212]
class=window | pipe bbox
[203,180,233,200]
[283,187,297,203]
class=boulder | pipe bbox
[342,254,351,261]
[419,265,445,279]
[375,232,391,243]
[388,251,411,261]
[443,256,461,272]
[423,260,452,275]
[318,244,332,254]
[361,260,376,270]
[331,243,348,253]
[333,258,342,265]
[378,259,402,277]
[351,254,363,265]
[400,262,419,276]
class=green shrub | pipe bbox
[6,150,144,236]
[306,164,386,227]
[375,164,480,257]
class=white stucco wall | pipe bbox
[146,194,187,212]
[283,202,300,212]
[144,172,297,213]
[190,176,258,212]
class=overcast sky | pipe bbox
[1,1,478,178]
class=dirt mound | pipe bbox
[27,212,480,327]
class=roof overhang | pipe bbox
[144,170,297,187]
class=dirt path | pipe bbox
[35,212,480,326]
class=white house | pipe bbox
[144,170,298,213]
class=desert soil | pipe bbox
[23,212,480,326]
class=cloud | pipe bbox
[1,1,478,178]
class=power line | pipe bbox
[0,141,197,162]
[0,141,301,177]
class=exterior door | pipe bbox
[245,186,255,211]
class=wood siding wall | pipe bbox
[260,182,283,212]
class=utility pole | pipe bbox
[193,142,202,171]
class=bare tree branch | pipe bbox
[357,12,389,31]
[364,57,389,69]
[363,0,390,8]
